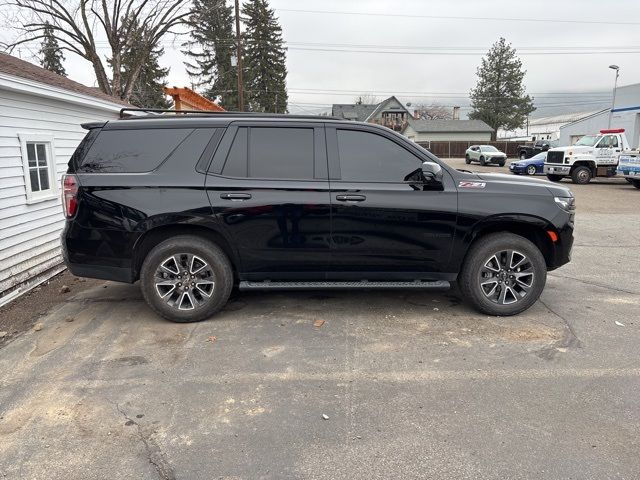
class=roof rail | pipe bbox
[119,107,341,121]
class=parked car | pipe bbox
[465,145,507,166]
[517,140,557,160]
[62,109,575,322]
[509,152,546,175]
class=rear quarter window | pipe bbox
[78,128,193,173]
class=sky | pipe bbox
[5,0,640,117]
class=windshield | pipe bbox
[575,135,601,147]
[481,146,498,152]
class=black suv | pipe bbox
[61,110,575,322]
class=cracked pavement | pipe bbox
[0,160,639,479]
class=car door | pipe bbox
[326,125,458,279]
[595,135,620,166]
[205,122,331,279]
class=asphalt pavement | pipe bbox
[0,159,638,480]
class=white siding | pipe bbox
[0,88,120,297]
[408,131,492,142]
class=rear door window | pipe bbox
[222,127,315,180]
[79,128,193,173]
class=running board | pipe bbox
[239,280,450,290]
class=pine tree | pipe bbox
[118,17,171,109]
[39,22,66,77]
[242,0,288,113]
[469,37,535,139]
[184,0,238,110]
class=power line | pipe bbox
[287,46,640,56]
[277,8,640,27]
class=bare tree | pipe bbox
[413,103,453,120]
[2,0,190,101]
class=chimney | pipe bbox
[452,106,460,120]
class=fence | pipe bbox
[417,140,530,158]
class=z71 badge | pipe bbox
[458,181,486,189]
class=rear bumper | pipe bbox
[61,223,135,283]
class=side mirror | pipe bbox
[421,162,443,184]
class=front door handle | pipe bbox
[336,194,366,202]
[220,193,252,200]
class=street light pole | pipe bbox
[234,0,244,112]
[608,65,620,128]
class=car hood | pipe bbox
[549,145,593,155]
[483,152,507,156]
[471,172,573,197]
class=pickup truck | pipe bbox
[616,151,640,189]
[518,140,556,160]
[544,129,631,184]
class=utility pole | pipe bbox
[608,65,620,129]
[234,0,244,112]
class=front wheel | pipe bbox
[459,233,547,316]
[498,161,506,167]
[140,235,233,322]
[546,174,563,182]
[571,166,592,184]
[479,156,486,166]
[526,165,537,175]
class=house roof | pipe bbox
[0,52,131,106]
[405,118,494,133]
[332,103,378,122]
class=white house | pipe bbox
[402,118,494,143]
[0,53,130,305]
[560,83,640,148]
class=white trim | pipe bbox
[18,133,59,204]
[0,71,126,114]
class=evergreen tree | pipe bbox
[184,0,238,110]
[242,0,288,113]
[118,17,171,109]
[469,37,535,139]
[39,22,66,77]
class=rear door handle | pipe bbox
[220,193,252,200]
[336,194,366,202]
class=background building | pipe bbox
[332,96,411,131]
[0,53,129,305]
[560,82,640,148]
[498,110,604,142]
[402,118,493,142]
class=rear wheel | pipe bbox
[465,154,471,164]
[526,165,537,175]
[479,156,486,166]
[140,235,233,323]
[459,233,547,316]
[546,174,563,182]
[571,166,592,184]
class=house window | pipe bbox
[19,134,57,203]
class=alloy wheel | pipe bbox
[527,165,536,175]
[479,250,534,305]
[154,253,216,310]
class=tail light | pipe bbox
[62,174,79,218]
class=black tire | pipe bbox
[526,165,537,176]
[465,155,471,164]
[140,235,233,323]
[498,161,505,167]
[546,174,563,182]
[459,233,547,316]
[571,166,592,184]
[479,156,486,166]
[633,180,640,189]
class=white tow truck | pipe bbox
[543,129,631,184]
[616,150,640,189]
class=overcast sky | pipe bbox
[7,0,640,116]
